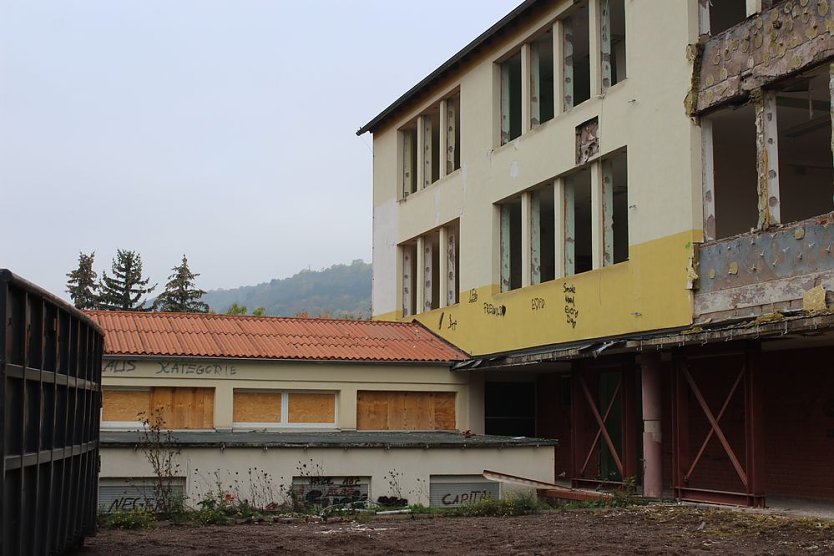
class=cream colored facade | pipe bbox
[100,444,553,508]
[100,357,475,431]
[368,0,704,354]
[99,356,554,508]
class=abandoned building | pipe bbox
[357,0,834,507]
[88,311,556,510]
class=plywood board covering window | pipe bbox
[233,390,336,427]
[152,387,214,429]
[233,391,282,423]
[356,391,456,431]
[102,387,214,429]
[287,393,335,423]
[102,389,151,422]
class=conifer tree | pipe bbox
[66,251,99,309]
[98,250,156,311]
[153,255,209,313]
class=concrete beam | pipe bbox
[754,90,780,228]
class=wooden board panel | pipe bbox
[287,393,335,423]
[356,391,456,431]
[233,391,282,423]
[432,392,456,430]
[150,387,214,429]
[102,390,150,423]
[356,391,389,430]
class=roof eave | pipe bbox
[356,0,540,137]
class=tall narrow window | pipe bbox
[603,151,629,264]
[531,186,556,283]
[565,169,592,275]
[423,112,440,187]
[500,198,523,291]
[602,0,627,88]
[563,4,591,110]
[774,68,833,224]
[424,230,441,312]
[446,221,460,305]
[401,126,417,197]
[445,95,461,174]
[402,243,417,316]
[531,33,555,127]
[500,52,523,144]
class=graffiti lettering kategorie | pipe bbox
[531,297,545,311]
[156,362,237,376]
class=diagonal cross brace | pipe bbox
[578,375,624,477]
[683,366,748,488]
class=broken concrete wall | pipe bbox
[688,0,834,115]
[694,212,834,321]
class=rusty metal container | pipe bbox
[1,270,103,554]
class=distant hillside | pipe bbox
[203,260,371,318]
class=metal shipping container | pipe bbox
[1,270,103,555]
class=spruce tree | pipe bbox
[98,250,156,311]
[153,255,209,313]
[66,251,99,309]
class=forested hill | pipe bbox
[202,260,371,318]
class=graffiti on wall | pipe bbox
[291,476,369,508]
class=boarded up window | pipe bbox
[102,389,151,423]
[356,391,456,431]
[102,387,214,429]
[288,393,335,424]
[233,391,282,423]
[233,390,336,426]
[151,387,214,429]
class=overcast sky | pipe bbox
[1,0,520,300]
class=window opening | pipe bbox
[564,4,591,110]
[774,68,833,223]
[603,0,626,88]
[531,186,556,283]
[446,221,460,305]
[708,0,747,35]
[446,94,461,173]
[401,126,418,197]
[484,382,536,437]
[500,197,523,291]
[531,33,555,127]
[708,103,758,239]
[565,168,593,275]
[423,111,440,186]
[402,242,417,316]
[500,51,523,144]
[603,151,629,264]
[424,230,441,311]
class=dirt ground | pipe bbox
[76,505,834,555]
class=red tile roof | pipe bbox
[86,311,468,363]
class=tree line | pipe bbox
[67,250,268,315]
[66,250,209,313]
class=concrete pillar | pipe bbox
[640,353,663,498]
